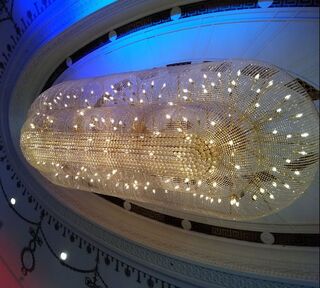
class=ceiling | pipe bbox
[0,1,319,287]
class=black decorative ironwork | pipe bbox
[21,222,42,276]
[84,251,109,288]
[0,0,14,24]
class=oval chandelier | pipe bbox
[20,60,319,220]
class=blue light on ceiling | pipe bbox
[13,0,117,42]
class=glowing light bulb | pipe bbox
[60,252,68,261]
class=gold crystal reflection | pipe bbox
[20,61,319,220]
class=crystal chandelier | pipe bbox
[20,60,319,220]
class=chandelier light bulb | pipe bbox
[20,60,319,220]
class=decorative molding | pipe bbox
[43,0,320,91]
[1,0,319,86]
[98,195,319,246]
[0,0,58,80]
[0,174,179,288]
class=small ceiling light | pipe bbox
[60,252,68,261]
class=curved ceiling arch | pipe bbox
[55,6,320,89]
